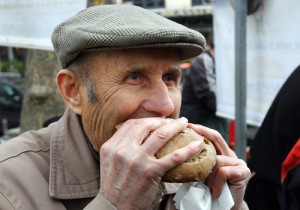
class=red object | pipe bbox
[281,138,300,182]
[228,120,251,159]
[179,63,191,70]
[229,120,236,150]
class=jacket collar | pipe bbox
[49,108,181,200]
[49,108,100,199]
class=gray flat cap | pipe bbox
[51,4,206,68]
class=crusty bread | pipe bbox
[155,128,216,183]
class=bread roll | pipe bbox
[155,128,216,183]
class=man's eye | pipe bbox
[125,72,143,85]
[163,74,178,82]
[163,73,180,86]
[126,72,141,80]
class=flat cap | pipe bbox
[51,4,206,68]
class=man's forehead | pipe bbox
[104,48,180,60]
[88,49,181,76]
[130,63,181,72]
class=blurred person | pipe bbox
[0,5,250,210]
[245,65,300,210]
[180,36,229,141]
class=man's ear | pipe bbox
[56,69,83,115]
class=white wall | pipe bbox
[0,0,87,50]
[213,0,300,126]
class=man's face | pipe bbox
[79,48,182,151]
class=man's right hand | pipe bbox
[98,117,202,210]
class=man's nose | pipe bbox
[142,81,175,117]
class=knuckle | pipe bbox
[170,150,184,164]
[124,118,138,126]
[134,118,148,125]
[217,166,227,176]
[124,118,152,133]
[128,159,139,172]
[239,159,248,167]
[128,152,146,172]
[125,118,148,127]
[152,128,168,141]
[211,129,222,140]
[99,142,111,157]
[101,143,127,163]
[113,149,127,162]
[143,165,156,178]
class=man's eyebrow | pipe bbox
[168,64,181,72]
[130,64,180,72]
[131,66,146,71]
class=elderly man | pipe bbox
[0,5,250,210]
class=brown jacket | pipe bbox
[0,109,181,210]
[0,109,248,210]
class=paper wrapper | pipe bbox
[173,181,234,210]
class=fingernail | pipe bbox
[166,118,174,123]
[180,117,188,123]
[191,141,203,152]
[194,140,202,149]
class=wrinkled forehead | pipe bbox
[77,48,181,80]
[89,48,181,68]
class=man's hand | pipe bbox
[98,117,202,210]
[189,123,251,210]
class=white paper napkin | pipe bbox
[173,181,234,210]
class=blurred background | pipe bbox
[1,0,299,167]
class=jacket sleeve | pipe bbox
[84,193,118,210]
[189,55,216,113]
[0,192,15,210]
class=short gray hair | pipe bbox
[66,53,98,103]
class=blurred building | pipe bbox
[89,0,213,37]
